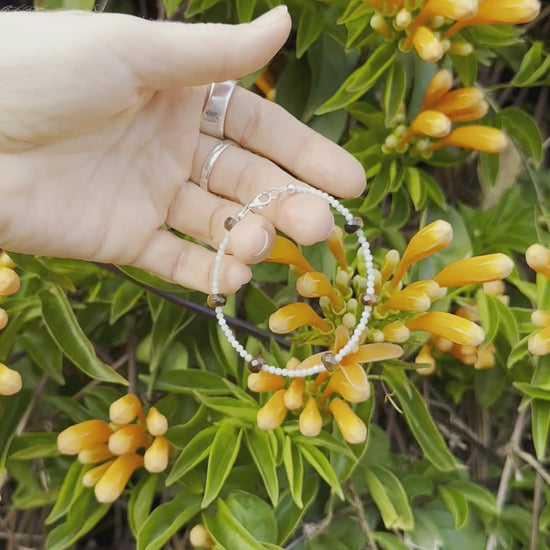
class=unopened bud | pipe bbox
[94,453,143,503]
[0,309,8,331]
[0,267,20,296]
[108,424,150,455]
[381,321,410,343]
[283,378,305,410]
[0,362,22,396]
[57,420,112,455]
[415,344,436,375]
[0,251,15,269]
[532,310,550,328]
[328,398,367,444]
[299,397,323,437]
[257,390,287,430]
[82,460,114,488]
[146,407,168,436]
[109,394,143,425]
[395,8,412,28]
[189,524,214,548]
[248,371,286,393]
[144,435,171,473]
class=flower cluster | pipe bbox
[384,69,507,156]
[0,250,22,396]
[57,394,170,503]
[365,0,540,63]
[526,244,550,356]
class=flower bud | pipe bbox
[370,14,392,39]
[395,8,412,28]
[474,344,495,370]
[432,336,453,352]
[0,267,20,296]
[57,420,112,455]
[108,424,150,455]
[380,249,400,285]
[265,236,314,274]
[421,69,454,110]
[269,303,330,334]
[415,344,436,375]
[144,435,171,473]
[322,363,370,403]
[434,254,514,287]
[405,280,443,300]
[532,310,550,329]
[483,280,506,297]
[342,312,357,330]
[248,371,286,393]
[526,244,550,279]
[343,343,403,365]
[407,312,485,346]
[448,40,474,56]
[78,444,114,464]
[82,460,114,488]
[328,398,367,444]
[422,0,478,20]
[327,226,347,270]
[0,309,7,330]
[412,110,452,138]
[528,325,550,356]
[189,524,214,548]
[94,453,144,503]
[0,363,22,396]
[109,394,143,425]
[299,397,323,437]
[283,378,305,410]
[412,26,444,62]
[257,390,287,430]
[0,251,15,269]
[379,288,432,313]
[455,305,479,322]
[296,272,340,308]
[381,321,410,343]
[430,126,508,153]
[146,407,168,436]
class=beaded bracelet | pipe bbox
[207,184,377,377]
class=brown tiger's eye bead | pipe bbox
[224,217,237,231]
[321,352,338,372]
[360,293,378,307]
[207,293,226,308]
[344,217,363,234]
[248,356,265,373]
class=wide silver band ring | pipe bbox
[200,81,237,139]
[199,140,238,191]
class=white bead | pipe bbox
[275,368,282,376]
[239,349,248,358]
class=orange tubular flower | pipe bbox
[411,26,444,62]
[94,453,144,503]
[381,321,410,343]
[407,311,485,346]
[321,363,370,403]
[296,272,341,309]
[379,287,432,313]
[264,236,314,275]
[429,126,507,153]
[283,378,305,410]
[299,397,323,437]
[328,398,367,444]
[257,390,288,430]
[526,244,550,279]
[269,303,330,334]
[432,88,485,119]
[421,70,454,110]
[412,110,452,138]
[406,280,444,300]
[415,344,436,375]
[248,371,286,393]
[413,0,478,29]
[109,394,144,425]
[108,424,150,455]
[145,407,168,436]
[78,444,115,465]
[82,460,114,488]
[144,435,171,473]
[380,250,400,285]
[327,226,348,270]
[528,325,550,356]
[0,267,20,296]
[57,420,112,455]
[444,101,488,123]
[0,363,22,396]
[474,344,495,369]
[255,69,276,102]
[390,220,453,289]
[342,343,404,366]
[434,254,514,287]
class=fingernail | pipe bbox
[252,229,271,257]
[252,5,288,26]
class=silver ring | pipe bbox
[200,81,237,139]
[199,140,237,191]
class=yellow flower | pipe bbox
[0,308,8,331]
[528,325,550,356]
[342,343,404,366]
[381,321,410,343]
[411,26,444,62]
[144,435,171,473]
[82,460,114,488]
[380,250,400,285]
[254,69,276,102]
[189,524,215,549]
[433,254,514,287]
[474,343,495,370]
[380,285,433,313]
[57,420,112,455]
[78,444,114,465]
[109,393,144,425]
[248,371,286,393]
[146,407,168,436]
[0,363,22,396]
[407,311,484,346]
[108,424,150,455]
[432,88,486,121]
[483,280,506,297]
[265,236,314,275]
[0,251,15,269]
[411,110,452,137]
[532,310,550,329]
[328,398,367,444]
[257,390,287,430]
[299,397,323,437]
[296,272,341,309]
[390,220,453,288]
[283,378,305,410]
[526,244,550,279]
[420,0,478,20]
[421,69,454,110]
[321,363,370,403]
[269,303,330,334]
[370,13,393,39]
[0,267,20,296]
[94,453,144,503]
[415,344,436,375]
[429,126,508,153]
[406,280,444,300]
[327,226,348,270]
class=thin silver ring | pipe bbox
[198,140,237,191]
[200,81,237,139]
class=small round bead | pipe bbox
[224,217,238,231]
[344,217,364,234]
[207,293,226,308]
[275,368,282,376]
[321,352,339,372]
[248,356,265,373]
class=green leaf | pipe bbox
[9,432,59,460]
[364,465,414,530]
[512,42,550,87]
[476,289,499,346]
[244,283,277,326]
[532,399,550,460]
[21,327,64,383]
[372,532,411,550]
[498,107,543,165]
[166,425,217,485]
[405,167,426,211]
[185,0,221,17]
[153,369,230,395]
[383,367,459,472]
[137,493,202,550]
[479,151,500,187]
[361,162,391,212]
[245,429,279,506]
[507,335,530,369]
[40,285,127,385]
[45,460,85,525]
[492,296,519,347]
[420,170,446,209]
[447,480,497,516]
[298,442,343,499]
[383,61,406,127]
[283,436,303,508]
[235,0,256,22]
[296,8,325,59]
[439,486,469,530]
[202,421,243,507]
[128,475,159,538]
[110,281,143,324]
[513,382,550,400]
[195,394,258,423]
[6,252,75,291]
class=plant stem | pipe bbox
[348,482,378,550]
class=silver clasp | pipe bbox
[236,184,298,220]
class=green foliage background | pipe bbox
[1,0,550,549]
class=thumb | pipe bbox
[120,6,291,89]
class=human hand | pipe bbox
[0,7,365,294]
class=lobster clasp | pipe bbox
[247,191,272,210]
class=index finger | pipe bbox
[224,87,366,199]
